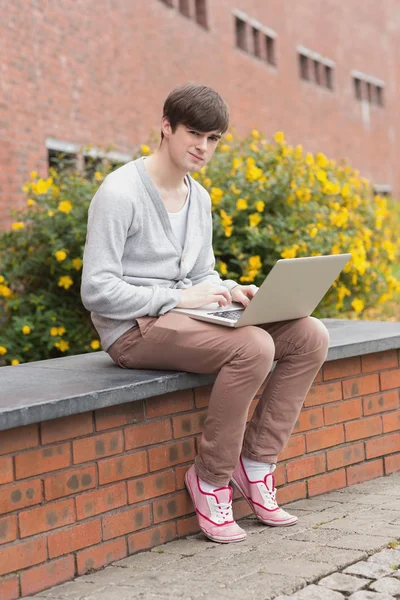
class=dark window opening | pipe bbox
[376,85,384,107]
[313,60,320,85]
[178,0,191,17]
[194,0,207,28]
[299,54,309,80]
[235,17,247,51]
[324,65,333,90]
[84,156,103,179]
[354,77,362,100]
[366,82,372,103]
[266,35,276,65]
[252,27,261,57]
[48,150,77,173]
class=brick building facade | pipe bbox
[1,0,399,227]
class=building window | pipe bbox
[324,65,333,90]
[194,0,207,28]
[354,77,362,100]
[252,27,261,58]
[313,60,320,85]
[235,17,247,51]
[178,0,191,17]
[298,48,334,91]
[352,72,385,107]
[48,149,77,173]
[299,54,309,80]
[375,85,384,106]
[265,35,276,65]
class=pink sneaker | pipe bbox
[184,465,247,543]
[231,457,298,526]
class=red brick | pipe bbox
[308,469,347,497]
[323,357,361,381]
[172,411,207,439]
[345,416,382,442]
[0,424,39,456]
[128,522,177,554]
[146,390,194,418]
[233,498,253,520]
[363,390,399,416]
[306,424,345,452]
[95,401,145,431]
[277,481,307,505]
[177,515,200,537]
[382,410,400,433]
[48,520,102,558]
[98,450,147,485]
[0,575,19,600]
[19,498,75,537]
[127,470,175,504]
[274,463,287,486]
[366,433,400,459]
[385,453,400,474]
[148,439,195,471]
[41,413,93,444]
[0,479,42,514]
[347,459,384,486]
[77,538,127,575]
[76,482,127,520]
[324,399,362,425]
[44,465,96,500]
[278,435,306,461]
[194,385,212,408]
[314,368,323,383]
[102,505,151,540]
[304,382,343,407]
[327,442,365,470]
[152,490,193,524]
[15,443,71,479]
[293,407,324,433]
[342,374,380,399]
[0,538,47,576]
[124,419,172,450]
[361,351,398,373]
[20,555,75,597]
[0,515,17,545]
[0,455,13,484]
[286,453,326,482]
[72,431,123,464]
[380,368,400,391]
[175,465,188,489]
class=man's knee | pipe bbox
[306,317,330,356]
[238,326,275,364]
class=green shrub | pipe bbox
[0,134,399,366]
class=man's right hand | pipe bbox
[177,282,232,309]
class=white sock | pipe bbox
[241,455,276,481]
[198,476,220,493]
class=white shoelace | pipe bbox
[216,501,233,523]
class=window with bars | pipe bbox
[265,35,276,66]
[353,76,384,107]
[299,51,334,90]
[235,16,247,51]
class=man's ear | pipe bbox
[161,117,172,139]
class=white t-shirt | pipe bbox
[167,178,190,249]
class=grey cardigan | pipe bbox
[81,157,238,350]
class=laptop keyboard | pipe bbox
[207,309,245,321]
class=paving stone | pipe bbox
[33,580,109,598]
[326,535,390,552]
[293,584,345,599]
[302,547,367,568]
[367,548,400,568]
[369,576,400,594]
[318,573,370,593]
[226,573,306,600]
[347,592,394,600]
[344,561,394,579]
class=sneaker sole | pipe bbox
[231,476,298,527]
[184,473,247,544]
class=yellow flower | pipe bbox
[30,171,38,179]
[316,170,327,183]
[33,177,53,195]
[12,222,25,230]
[141,145,151,155]
[232,157,243,171]
[0,276,4,283]
[231,183,241,195]
[0,346,7,355]
[274,131,285,144]
[219,261,228,275]
[236,198,248,211]
[22,326,31,335]
[246,158,263,182]
[11,359,20,366]
[225,133,233,142]
[210,187,224,205]
[55,340,70,352]
[224,226,233,237]
[341,183,350,198]
[55,250,67,262]
[220,144,230,152]
[351,298,365,314]
[58,200,73,214]
[252,129,260,139]
[27,198,36,207]
[58,327,66,336]
[309,227,318,238]
[249,256,262,270]
[255,201,264,213]
[48,211,54,217]
[249,213,262,228]
[203,178,211,187]
[58,276,73,290]
[50,327,59,336]
[281,245,299,259]
[305,153,314,166]
[72,257,83,270]
[0,284,12,297]
[94,171,104,182]
[316,153,329,168]
[91,340,101,350]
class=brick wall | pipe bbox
[1,0,399,228]
[0,350,399,599]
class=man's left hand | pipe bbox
[231,284,259,307]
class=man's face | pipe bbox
[162,119,222,172]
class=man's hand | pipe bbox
[177,281,232,309]
[231,284,259,307]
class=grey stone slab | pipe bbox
[344,561,394,579]
[305,547,368,568]
[318,573,371,593]
[368,548,400,568]
[348,592,394,600]
[294,584,345,599]
[225,573,306,600]
[326,534,390,552]
[32,580,109,598]
[370,577,400,594]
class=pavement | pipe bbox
[26,472,400,600]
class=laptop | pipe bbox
[172,254,352,327]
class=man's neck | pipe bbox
[144,148,187,191]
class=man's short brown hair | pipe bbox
[162,83,229,138]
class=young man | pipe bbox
[81,83,329,544]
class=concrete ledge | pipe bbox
[1,318,400,431]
